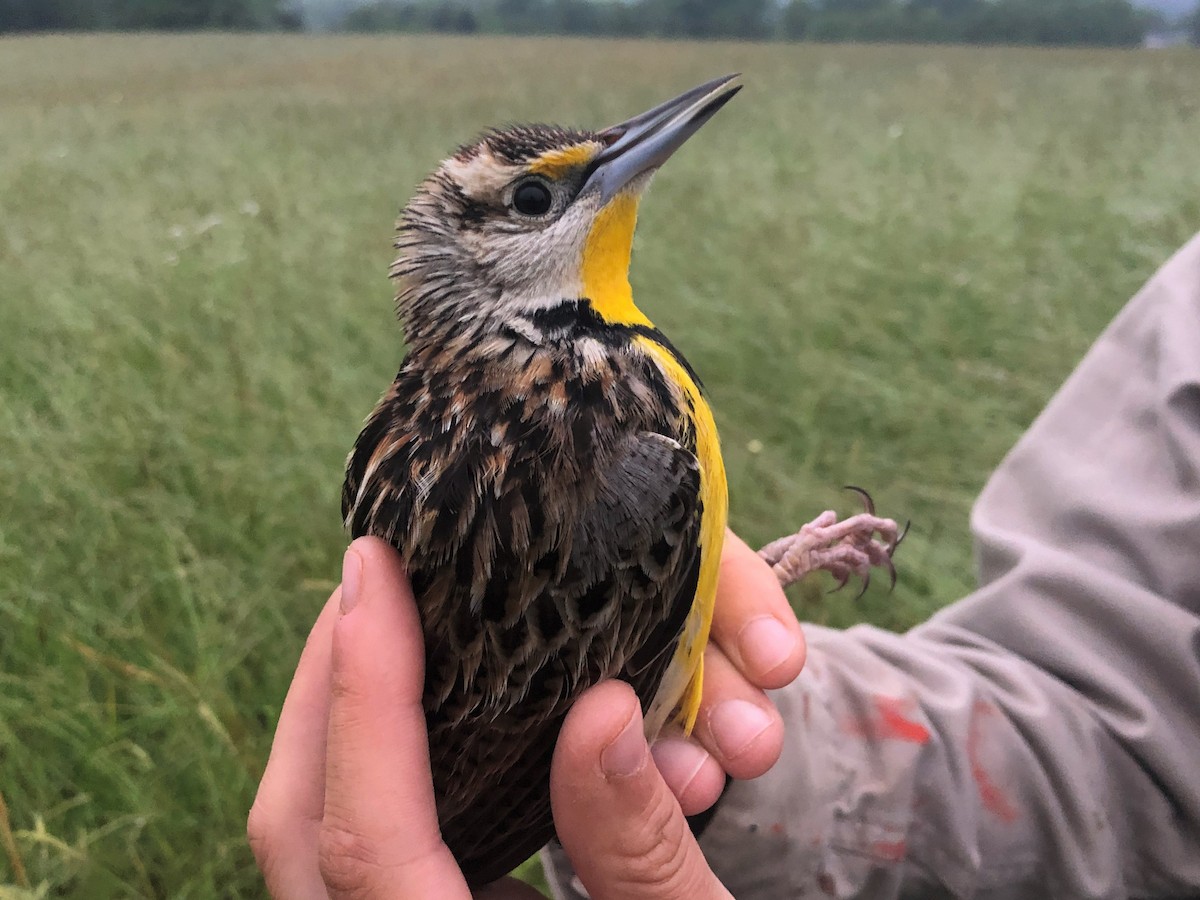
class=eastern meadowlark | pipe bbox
[342,75,901,885]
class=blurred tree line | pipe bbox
[341,0,1181,46]
[0,0,1194,46]
[0,0,302,30]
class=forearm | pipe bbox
[700,620,1200,899]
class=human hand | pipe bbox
[248,537,736,898]
[649,530,806,815]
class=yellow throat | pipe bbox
[581,192,653,328]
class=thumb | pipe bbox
[550,682,732,900]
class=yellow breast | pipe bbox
[580,188,728,737]
[636,339,728,737]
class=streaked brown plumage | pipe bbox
[344,307,704,880]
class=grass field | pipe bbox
[1,32,1198,897]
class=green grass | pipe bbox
[1,32,1198,897]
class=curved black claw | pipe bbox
[886,555,897,592]
[889,519,912,556]
[853,570,871,602]
[843,484,875,515]
[827,570,852,595]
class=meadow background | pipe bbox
[1,33,1198,897]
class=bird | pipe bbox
[342,75,902,886]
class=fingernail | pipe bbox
[601,711,648,778]
[651,738,710,796]
[340,548,362,615]
[738,616,796,678]
[710,699,772,760]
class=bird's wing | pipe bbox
[427,429,704,884]
[578,432,703,714]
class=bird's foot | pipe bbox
[758,487,908,597]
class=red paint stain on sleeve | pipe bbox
[872,839,907,862]
[839,696,931,744]
[976,773,1018,823]
[968,700,1019,823]
[873,696,931,744]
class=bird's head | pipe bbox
[393,75,741,340]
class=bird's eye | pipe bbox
[511,180,554,217]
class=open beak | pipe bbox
[580,74,742,204]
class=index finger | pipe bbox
[710,530,806,689]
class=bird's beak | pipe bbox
[580,74,742,204]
